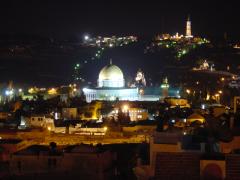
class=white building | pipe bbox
[20,115,54,130]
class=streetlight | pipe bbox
[84,35,89,41]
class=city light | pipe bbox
[84,35,89,41]
[122,104,129,112]
[48,88,57,95]
[103,126,108,132]
[186,89,191,94]
[28,88,36,94]
[5,89,14,96]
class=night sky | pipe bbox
[0,1,239,86]
[0,0,239,40]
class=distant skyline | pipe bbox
[0,1,239,40]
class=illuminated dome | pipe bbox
[98,62,124,88]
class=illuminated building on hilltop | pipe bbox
[83,61,180,103]
[98,60,125,88]
[186,15,193,38]
[83,61,139,102]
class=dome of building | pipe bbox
[98,63,124,88]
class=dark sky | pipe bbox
[0,0,239,40]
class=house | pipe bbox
[8,144,115,179]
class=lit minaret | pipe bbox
[161,77,169,98]
[186,15,193,38]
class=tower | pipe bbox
[186,15,193,38]
[161,77,169,98]
[135,69,146,87]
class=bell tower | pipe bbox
[186,15,193,38]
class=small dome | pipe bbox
[98,63,124,88]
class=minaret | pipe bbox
[161,77,169,98]
[186,15,193,38]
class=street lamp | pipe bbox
[84,35,89,41]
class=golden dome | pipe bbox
[98,63,124,87]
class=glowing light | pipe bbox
[206,93,210,100]
[18,89,23,93]
[161,84,169,88]
[28,88,35,94]
[186,89,191,94]
[103,126,108,132]
[218,90,223,94]
[139,89,144,95]
[122,104,129,112]
[182,49,187,54]
[84,35,89,41]
[73,88,77,92]
[47,126,51,131]
[221,77,225,82]
[48,88,57,95]
[5,90,14,96]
